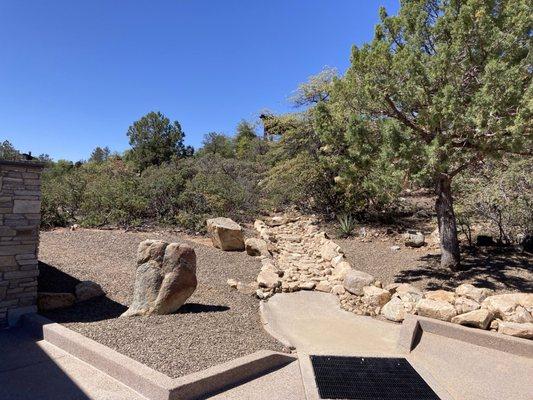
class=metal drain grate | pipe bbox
[311,355,440,400]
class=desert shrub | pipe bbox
[337,213,356,238]
[455,158,533,244]
[79,161,148,227]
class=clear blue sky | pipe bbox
[1,0,399,161]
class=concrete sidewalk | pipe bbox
[0,327,147,400]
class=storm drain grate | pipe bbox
[311,355,440,400]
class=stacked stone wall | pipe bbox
[0,160,43,327]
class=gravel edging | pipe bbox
[38,228,285,378]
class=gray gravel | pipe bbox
[38,228,285,378]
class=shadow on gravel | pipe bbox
[176,303,230,314]
[394,248,533,292]
[38,261,81,293]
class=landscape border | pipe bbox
[21,313,296,400]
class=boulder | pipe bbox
[415,298,457,321]
[257,270,280,289]
[454,297,480,314]
[320,240,342,261]
[122,240,197,317]
[425,290,455,304]
[404,231,425,248]
[482,293,533,322]
[206,217,245,251]
[498,322,533,339]
[245,238,270,257]
[75,281,105,302]
[381,293,418,322]
[37,292,76,311]
[451,309,493,329]
[343,270,375,295]
[455,283,492,303]
[363,286,391,307]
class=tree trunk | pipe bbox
[436,173,461,271]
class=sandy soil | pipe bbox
[38,228,285,378]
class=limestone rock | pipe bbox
[227,278,239,288]
[331,284,345,295]
[320,240,342,261]
[245,238,270,257]
[425,290,455,304]
[404,231,425,248]
[454,297,480,314]
[206,217,245,251]
[38,292,76,311]
[343,270,375,295]
[299,281,316,290]
[75,281,105,302]
[387,283,423,298]
[498,322,533,339]
[455,284,493,303]
[482,293,533,322]
[316,281,332,293]
[416,298,457,321]
[257,270,280,289]
[381,292,418,322]
[122,240,197,317]
[451,309,493,329]
[363,286,391,307]
[237,282,258,295]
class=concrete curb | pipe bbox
[399,314,533,358]
[21,313,297,400]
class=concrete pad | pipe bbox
[207,361,305,399]
[0,329,147,400]
[261,291,401,355]
[408,331,533,400]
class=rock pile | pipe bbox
[247,214,533,340]
[121,240,197,317]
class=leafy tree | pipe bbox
[88,146,111,163]
[126,111,193,171]
[234,120,258,159]
[0,140,21,160]
[334,0,532,270]
[290,66,337,107]
[198,132,235,158]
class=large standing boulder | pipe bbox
[122,240,197,317]
[206,217,245,251]
[343,270,375,295]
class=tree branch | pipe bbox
[384,95,434,142]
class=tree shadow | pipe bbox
[176,303,230,314]
[393,248,532,292]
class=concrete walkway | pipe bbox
[0,327,147,400]
[261,291,401,356]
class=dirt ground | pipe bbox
[38,228,284,378]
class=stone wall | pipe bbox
[0,160,44,327]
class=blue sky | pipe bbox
[1,0,399,161]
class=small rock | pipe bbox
[455,284,492,303]
[237,282,257,295]
[362,286,391,307]
[257,270,280,289]
[299,281,316,290]
[388,283,423,297]
[245,238,270,257]
[227,279,239,289]
[69,224,79,231]
[490,319,501,330]
[404,231,425,248]
[416,298,457,322]
[482,293,533,322]
[38,292,76,311]
[332,261,352,280]
[454,297,480,314]
[343,270,375,295]
[390,245,401,251]
[320,240,342,261]
[425,289,455,304]
[331,254,344,267]
[451,309,493,329]
[75,281,105,302]
[331,284,345,295]
[316,281,332,293]
[498,322,533,339]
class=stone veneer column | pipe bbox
[0,160,44,327]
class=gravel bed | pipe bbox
[38,228,285,378]
[336,236,532,293]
